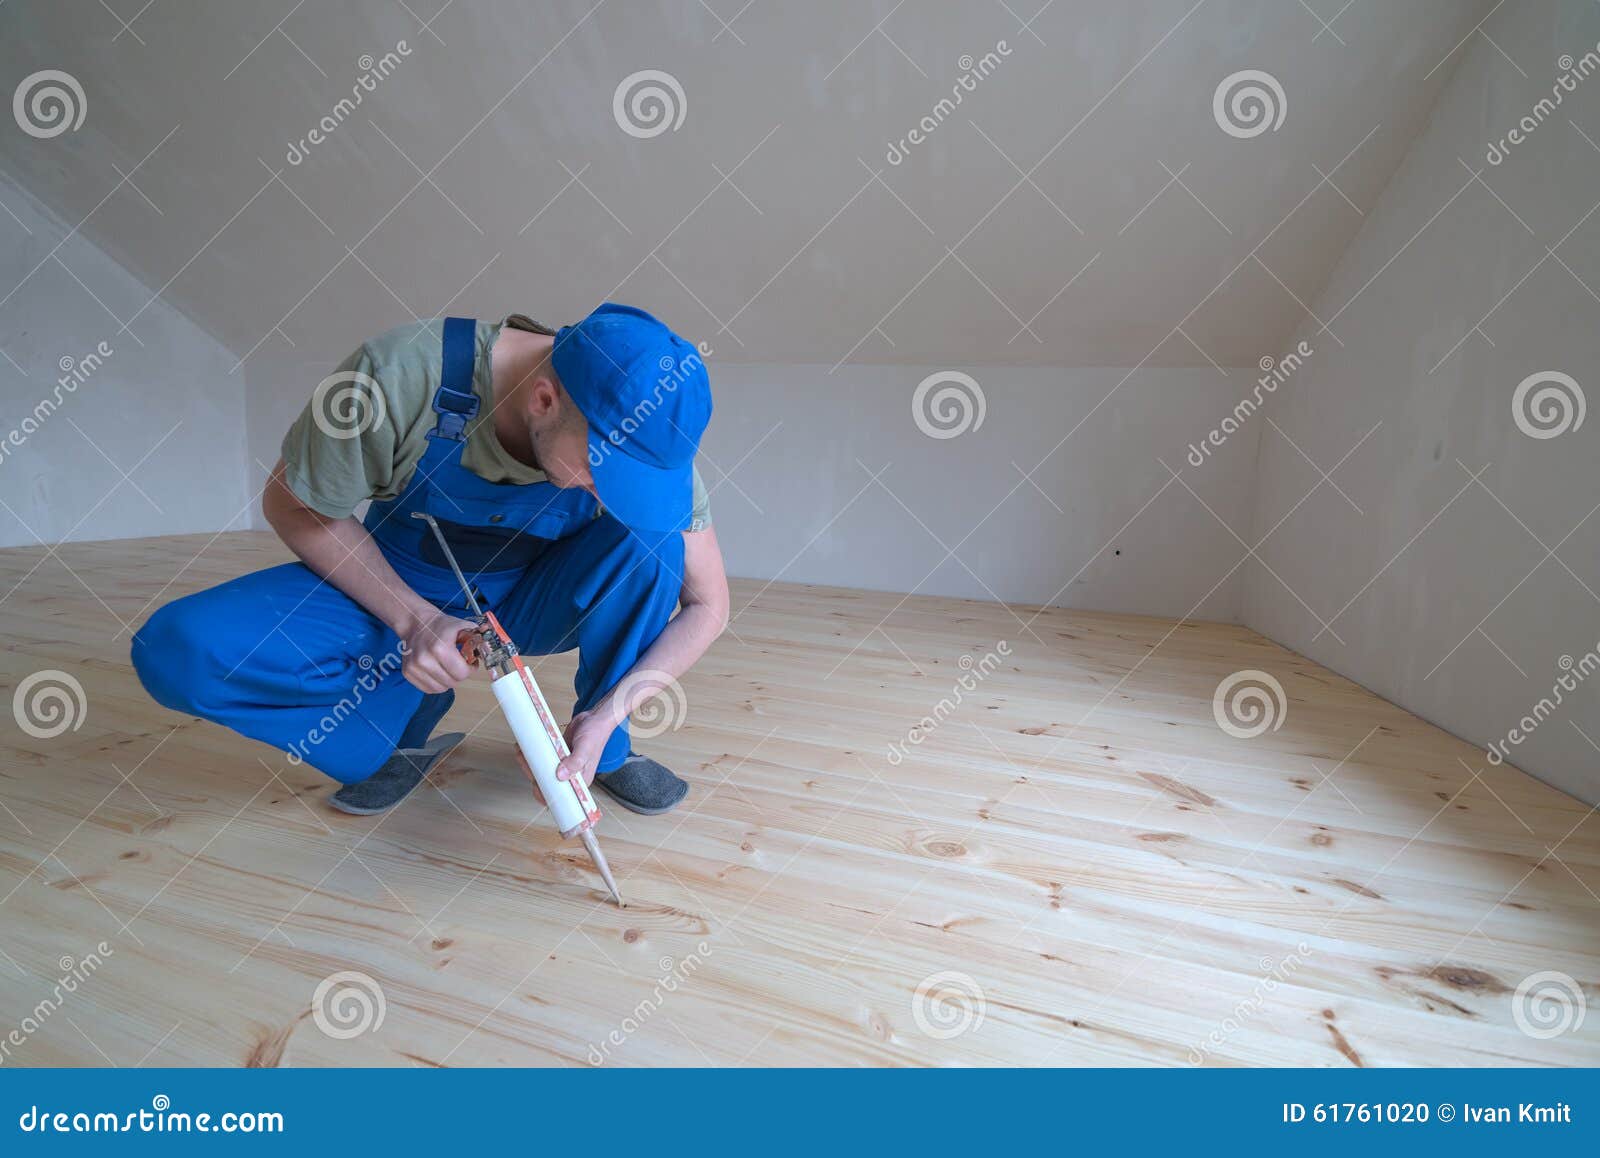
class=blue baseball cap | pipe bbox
[552,303,712,532]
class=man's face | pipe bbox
[528,400,597,496]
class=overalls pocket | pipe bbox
[418,513,571,572]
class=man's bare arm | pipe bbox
[261,458,473,694]
[615,525,730,711]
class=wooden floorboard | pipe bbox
[0,531,1595,1066]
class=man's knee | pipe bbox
[580,519,685,601]
[131,594,222,716]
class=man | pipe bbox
[132,304,726,817]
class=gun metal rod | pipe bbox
[410,511,485,619]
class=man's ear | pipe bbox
[525,374,561,421]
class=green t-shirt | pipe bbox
[281,315,711,531]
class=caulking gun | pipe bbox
[410,511,622,906]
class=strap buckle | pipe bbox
[430,316,480,441]
[430,390,476,441]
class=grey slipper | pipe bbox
[593,753,689,815]
[329,732,466,815]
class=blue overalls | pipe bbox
[132,318,686,783]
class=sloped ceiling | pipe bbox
[0,0,1490,367]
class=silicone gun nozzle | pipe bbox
[581,829,623,906]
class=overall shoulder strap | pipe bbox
[430,317,479,440]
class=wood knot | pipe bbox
[1331,878,1382,899]
[1426,965,1507,994]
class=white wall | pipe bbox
[699,363,1260,620]
[243,348,326,502]
[245,350,1261,621]
[0,173,246,547]
[1246,0,1600,803]
[0,0,1491,369]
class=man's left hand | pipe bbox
[555,707,614,789]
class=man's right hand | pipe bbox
[401,610,478,693]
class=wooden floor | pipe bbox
[0,532,1596,1067]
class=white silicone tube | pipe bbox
[492,671,593,836]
